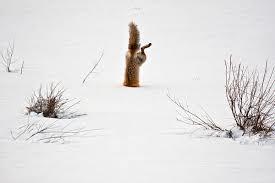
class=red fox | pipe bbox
[123,22,151,87]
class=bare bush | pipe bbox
[26,83,81,119]
[11,118,97,143]
[225,55,275,136]
[167,93,229,136]
[1,42,23,73]
[168,56,274,140]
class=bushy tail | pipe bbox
[128,22,140,51]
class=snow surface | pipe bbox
[1,0,275,182]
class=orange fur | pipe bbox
[123,22,151,87]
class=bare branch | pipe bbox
[82,51,104,84]
[20,60,24,74]
[10,118,97,143]
[167,92,227,133]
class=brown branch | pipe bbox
[20,60,24,74]
[82,51,104,84]
[11,119,96,143]
[167,92,226,133]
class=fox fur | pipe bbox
[123,22,151,87]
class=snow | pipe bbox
[1,0,275,182]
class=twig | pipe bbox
[82,51,104,84]
[11,119,96,143]
[20,60,24,74]
[167,92,226,132]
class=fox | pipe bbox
[123,22,151,87]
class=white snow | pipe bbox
[0,0,275,182]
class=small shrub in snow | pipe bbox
[225,56,275,137]
[26,83,80,119]
[169,56,275,140]
[1,42,24,73]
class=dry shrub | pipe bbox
[1,42,24,73]
[26,83,80,119]
[225,56,275,136]
[169,56,274,139]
